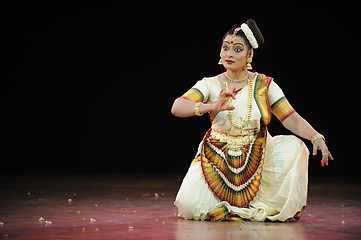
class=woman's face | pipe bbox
[219,35,250,71]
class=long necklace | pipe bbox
[223,75,253,130]
[225,72,249,83]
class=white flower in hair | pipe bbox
[240,23,259,49]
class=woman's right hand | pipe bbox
[212,88,236,113]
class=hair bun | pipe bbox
[246,19,265,47]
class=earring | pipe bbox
[246,58,253,70]
[218,59,223,65]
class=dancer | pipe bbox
[171,19,334,222]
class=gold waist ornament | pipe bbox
[210,130,255,151]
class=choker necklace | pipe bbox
[225,72,249,83]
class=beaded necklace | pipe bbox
[225,72,249,83]
[223,75,253,130]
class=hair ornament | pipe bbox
[240,23,259,49]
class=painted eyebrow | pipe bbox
[223,41,244,46]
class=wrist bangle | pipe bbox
[311,133,325,144]
[194,102,204,116]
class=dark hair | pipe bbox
[223,19,265,49]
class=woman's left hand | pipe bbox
[312,139,334,167]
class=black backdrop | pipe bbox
[2,3,359,176]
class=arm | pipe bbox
[282,112,334,167]
[171,88,237,118]
[171,97,213,118]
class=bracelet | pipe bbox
[194,102,203,116]
[311,133,325,144]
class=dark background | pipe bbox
[2,3,359,176]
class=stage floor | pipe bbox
[0,173,360,240]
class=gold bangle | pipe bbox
[194,102,203,116]
[311,133,325,144]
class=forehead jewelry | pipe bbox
[230,27,242,44]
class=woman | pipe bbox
[170,19,334,222]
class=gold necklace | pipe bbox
[223,76,253,130]
[225,72,249,83]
